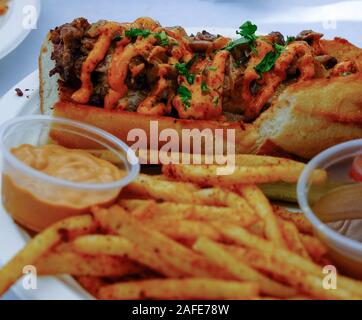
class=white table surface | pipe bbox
[1,0,362,300]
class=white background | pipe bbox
[1,0,362,299]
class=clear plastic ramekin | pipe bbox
[297,139,362,279]
[0,115,140,232]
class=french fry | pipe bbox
[213,223,362,298]
[163,163,327,186]
[193,237,297,298]
[218,243,355,300]
[98,279,259,300]
[239,185,286,247]
[76,276,106,298]
[234,154,304,167]
[0,215,96,296]
[73,235,133,256]
[278,220,310,259]
[73,234,181,278]
[124,175,256,219]
[300,234,329,264]
[273,206,314,235]
[241,249,357,300]
[36,251,143,277]
[119,199,258,226]
[148,220,221,245]
[193,188,256,216]
[93,206,232,279]
[124,174,199,203]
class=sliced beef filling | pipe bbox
[49,18,91,88]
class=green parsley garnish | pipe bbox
[125,29,171,47]
[125,28,152,39]
[175,54,199,85]
[224,21,258,53]
[201,80,209,93]
[176,63,195,85]
[154,31,169,46]
[177,85,192,110]
[208,66,217,71]
[212,96,219,108]
[255,43,285,77]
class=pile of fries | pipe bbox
[1,155,362,300]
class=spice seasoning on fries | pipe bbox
[1,155,362,300]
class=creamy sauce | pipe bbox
[72,22,124,104]
[69,17,360,121]
[2,144,124,231]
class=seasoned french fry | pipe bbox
[120,199,258,226]
[241,248,357,300]
[239,185,286,247]
[76,276,106,298]
[278,220,310,259]
[300,234,329,264]
[73,235,133,256]
[163,163,327,186]
[93,206,232,279]
[148,220,221,245]
[36,251,143,277]
[0,215,96,296]
[219,243,356,300]
[124,174,199,203]
[193,188,256,216]
[234,155,304,167]
[99,279,259,300]
[193,237,297,298]
[273,206,314,235]
[124,175,256,219]
[73,234,181,278]
[213,223,362,298]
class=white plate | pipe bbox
[0,0,41,60]
[0,71,93,300]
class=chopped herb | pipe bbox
[255,43,285,77]
[342,72,352,77]
[213,96,219,107]
[224,37,249,52]
[177,85,192,109]
[225,21,258,53]
[285,36,296,46]
[125,28,152,39]
[175,54,199,85]
[154,31,169,46]
[175,63,195,85]
[208,66,217,71]
[201,80,209,93]
[237,21,258,39]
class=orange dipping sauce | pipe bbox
[2,144,125,232]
